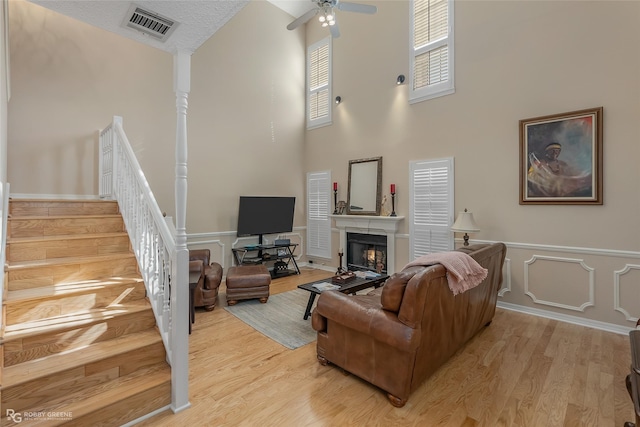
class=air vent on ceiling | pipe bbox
[123,5,179,42]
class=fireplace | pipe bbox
[332,214,403,275]
[347,232,387,273]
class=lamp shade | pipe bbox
[451,209,480,233]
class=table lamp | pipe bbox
[451,208,480,246]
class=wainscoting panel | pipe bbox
[188,229,304,270]
[497,242,640,332]
[524,255,594,312]
[498,258,512,297]
[614,264,640,322]
[181,230,640,333]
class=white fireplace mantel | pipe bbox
[330,215,404,275]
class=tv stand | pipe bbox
[232,243,300,279]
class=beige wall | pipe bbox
[303,1,640,329]
[6,0,640,329]
[187,0,306,233]
[185,1,307,267]
[7,0,306,268]
[7,0,175,204]
[1,0,8,183]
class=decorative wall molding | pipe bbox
[486,239,640,259]
[498,258,512,297]
[524,255,595,312]
[201,230,305,266]
[186,239,226,267]
[613,264,640,322]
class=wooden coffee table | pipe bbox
[297,274,389,320]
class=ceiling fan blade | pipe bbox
[287,8,319,30]
[329,21,341,38]
[336,1,377,14]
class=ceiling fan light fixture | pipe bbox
[287,0,376,35]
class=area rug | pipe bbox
[223,288,317,350]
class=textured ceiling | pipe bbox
[267,0,315,19]
[29,0,254,53]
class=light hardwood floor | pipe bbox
[139,267,635,427]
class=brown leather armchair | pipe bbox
[311,243,507,407]
[188,249,223,311]
[626,322,640,427]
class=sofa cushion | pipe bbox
[380,267,420,313]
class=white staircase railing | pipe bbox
[0,181,9,331]
[99,116,188,411]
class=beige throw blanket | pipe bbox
[403,251,488,296]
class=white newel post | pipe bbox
[171,50,191,413]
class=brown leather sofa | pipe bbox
[311,242,507,407]
[188,249,223,311]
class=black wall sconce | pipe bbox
[396,74,405,85]
[335,96,342,104]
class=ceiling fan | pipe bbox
[286,0,377,38]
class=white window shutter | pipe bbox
[409,158,454,259]
[307,171,331,259]
[307,37,332,129]
[410,0,455,103]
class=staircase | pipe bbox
[1,199,171,426]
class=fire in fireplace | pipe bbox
[346,232,387,273]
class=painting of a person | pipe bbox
[521,108,601,203]
[528,141,591,197]
[529,141,582,179]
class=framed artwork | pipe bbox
[519,107,603,205]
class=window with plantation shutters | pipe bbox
[307,37,332,129]
[410,0,455,103]
[307,171,332,259]
[409,158,454,259]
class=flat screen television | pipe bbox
[236,196,296,245]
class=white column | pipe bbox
[171,49,191,413]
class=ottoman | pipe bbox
[225,265,271,306]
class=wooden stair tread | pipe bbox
[6,252,136,270]
[9,214,123,220]
[2,302,152,341]
[7,232,128,243]
[4,277,145,303]
[3,363,170,427]
[3,198,170,425]
[2,329,163,388]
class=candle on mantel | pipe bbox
[339,247,343,255]
[390,184,396,194]
[333,182,338,191]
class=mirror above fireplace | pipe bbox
[347,156,382,215]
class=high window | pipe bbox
[409,158,454,258]
[307,37,332,129]
[410,0,455,103]
[307,170,331,259]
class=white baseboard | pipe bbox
[497,301,633,336]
